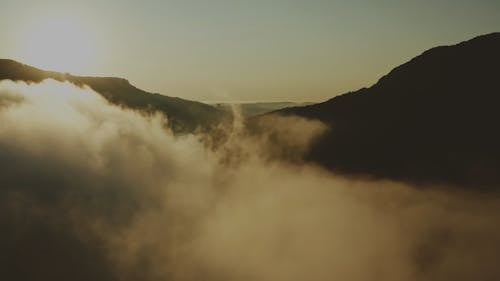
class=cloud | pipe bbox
[0,79,499,281]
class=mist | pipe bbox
[0,79,499,281]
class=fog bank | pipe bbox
[0,79,499,281]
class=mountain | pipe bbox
[212,102,313,118]
[0,59,229,133]
[274,32,500,188]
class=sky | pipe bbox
[0,0,499,102]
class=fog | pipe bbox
[0,79,499,281]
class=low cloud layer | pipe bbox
[0,79,499,281]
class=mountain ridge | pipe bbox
[273,32,500,188]
[0,59,229,133]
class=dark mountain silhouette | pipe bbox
[274,32,500,188]
[0,59,229,133]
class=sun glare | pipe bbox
[19,15,98,74]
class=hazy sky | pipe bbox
[1,0,499,102]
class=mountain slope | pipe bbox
[275,32,500,187]
[0,59,228,133]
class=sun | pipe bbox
[19,15,98,74]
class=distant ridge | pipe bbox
[0,59,228,133]
[274,32,500,187]
[212,102,314,117]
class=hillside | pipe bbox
[0,59,228,133]
[275,32,500,187]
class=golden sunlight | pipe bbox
[19,15,97,74]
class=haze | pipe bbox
[1,0,499,102]
[1,79,499,281]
